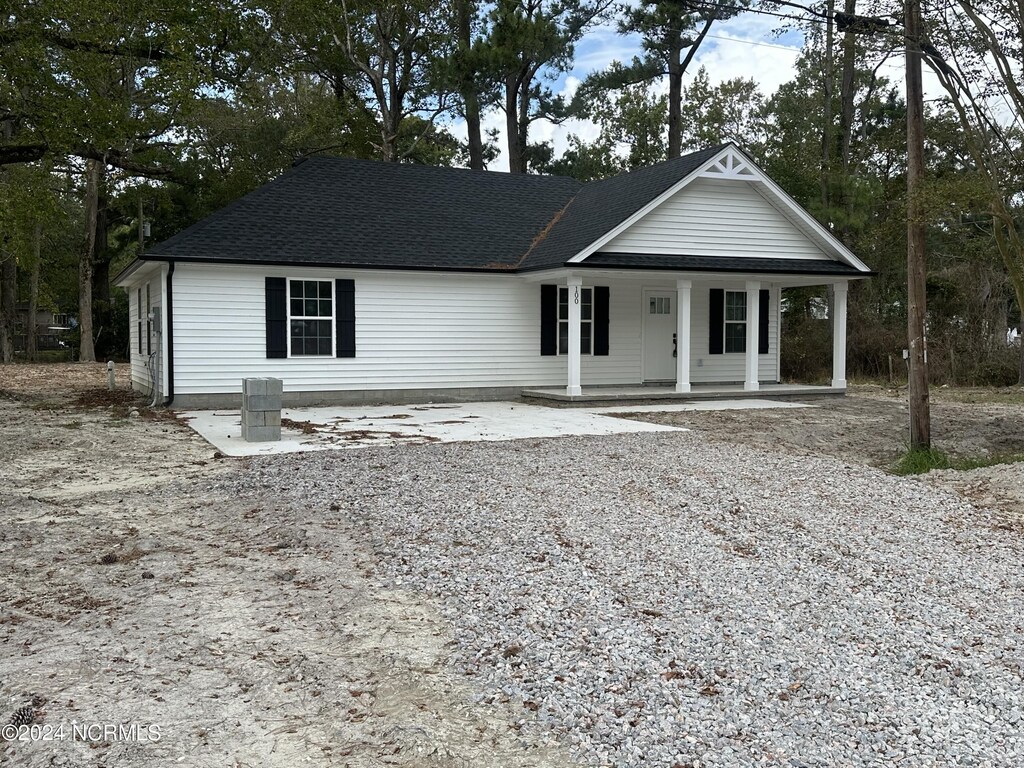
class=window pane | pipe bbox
[580,323,591,353]
[290,318,332,356]
[558,322,568,354]
[726,292,747,322]
[319,281,332,298]
[650,297,657,314]
[725,322,746,353]
[582,302,592,321]
[319,299,332,317]
[290,298,302,316]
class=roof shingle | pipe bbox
[142,145,859,277]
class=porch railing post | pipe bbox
[745,280,760,391]
[566,275,582,397]
[676,279,691,393]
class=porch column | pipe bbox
[832,281,848,389]
[675,279,691,393]
[744,280,760,391]
[566,275,582,397]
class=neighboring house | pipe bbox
[114,143,872,407]
[13,304,72,352]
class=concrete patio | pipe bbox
[178,398,813,457]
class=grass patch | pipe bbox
[893,447,1024,475]
[893,448,953,475]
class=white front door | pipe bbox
[643,290,677,382]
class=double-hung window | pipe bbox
[724,290,747,353]
[558,286,592,354]
[289,279,334,356]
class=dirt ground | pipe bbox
[0,364,574,768]
[1,364,1022,766]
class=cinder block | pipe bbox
[243,378,268,396]
[243,424,281,442]
[243,410,266,427]
[263,410,281,428]
[243,394,280,412]
[265,378,283,397]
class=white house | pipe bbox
[114,144,872,408]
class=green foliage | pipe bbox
[551,78,667,179]
[892,448,953,475]
[893,447,1024,475]
[678,68,767,152]
[480,0,611,171]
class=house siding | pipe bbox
[599,177,831,260]
[171,265,645,397]
[159,264,778,399]
[128,276,162,393]
[686,283,779,384]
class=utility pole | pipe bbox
[905,0,931,449]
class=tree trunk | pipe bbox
[457,0,485,170]
[79,158,98,363]
[667,32,682,159]
[27,223,41,361]
[837,0,858,246]
[92,170,114,359]
[820,0,835,214]
[906,0,931,448]
[505,75,525,173]
[1019,332,1024,386]
[0,249,14,363]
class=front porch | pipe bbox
[531,270,852,398]
[523,382,843,404]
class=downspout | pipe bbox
[164,260,175,406]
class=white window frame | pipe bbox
[724,290,747,354]
[287,278,335,358]
[558,286,593,355]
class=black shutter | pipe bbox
[709,288,724,355]
[335,279,356,358]
[593,286,610,356]
[758,289,770,354]
[540,284,557,355]
[265,277,287,359]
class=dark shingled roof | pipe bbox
[146,157,582,271]
[143,146,862,276]
[581,253,866,275]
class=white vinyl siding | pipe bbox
[128,274,162,393]
[164,265,779,396]
[599,177,831,260]
[171,265,646,396]
[687,284,779,384]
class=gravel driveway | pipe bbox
[247,430,1024,768]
